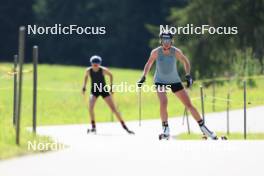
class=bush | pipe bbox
[231,48,261,88]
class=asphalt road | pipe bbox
[1,106,264,176]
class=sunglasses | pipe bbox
[161,38,172,44]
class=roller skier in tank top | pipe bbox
[82,55,134,134]
[137,33,218,140]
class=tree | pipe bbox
[166,0,264,78]
[0,0,34,61]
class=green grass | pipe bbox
[1,63,264,158]
[1,63,264,126]
[177,132,264,140]
[0,125,58,159]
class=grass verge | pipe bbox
[0,125,60,159]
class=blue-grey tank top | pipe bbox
[154,46,181,84]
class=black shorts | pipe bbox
[155,82,184,93]
[91,91,110,98]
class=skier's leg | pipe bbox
[89,94,97,132]
[174,89,217,139]
[156,89,170,137]
[103,95,134,134]
[157,91,168,123]
[175,89,201,121]
[157,91,168,122]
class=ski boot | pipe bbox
[200,125,218,140]
[87,128,96,134]
[159,126,170,140]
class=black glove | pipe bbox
[137,76,146,87]
[185,75,193,88]
[82,87,86,93]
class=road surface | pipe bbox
[0,106,264,176]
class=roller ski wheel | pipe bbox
[201,134,217,140]
[220,135,228,140]
[202,135,227,140]
[159,134,170,140]
[209,135,228,140]
[202,135,208,140]
[87,128,96,134]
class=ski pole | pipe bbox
[110,93,115,122]
[182,108,186,125]
[138,87,142,126]
[186,108,190,134]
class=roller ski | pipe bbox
[87,128,96,134]
[125,129,135,135]
[220,136,228,140]
[200,126,218,140]
[202,134,208,140]
[201,134,216,140]
[199,120,227,140]
[159,124,170,140]
[159,133,170,140]
[198,119,218,140]
[202,134,228,140]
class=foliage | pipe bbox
[166,0,264,78]
[0,0,185,69]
